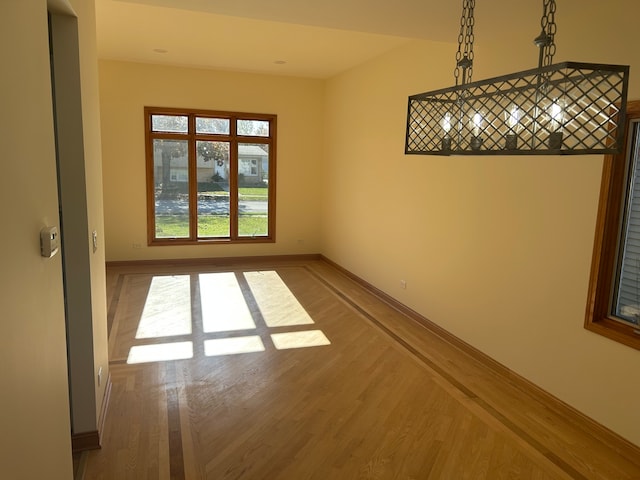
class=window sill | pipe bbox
[584,317,640,350]
[149,237,275,247]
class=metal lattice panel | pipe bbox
[405,62,630,155]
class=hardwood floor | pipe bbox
[81,258,640,479]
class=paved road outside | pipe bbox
[155,198,267,215]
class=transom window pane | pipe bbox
[152,139,189,238]
[237,119,269,137]
[196,117,230,135]
[151,115,188,133]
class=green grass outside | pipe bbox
[239,187,268,197]
[156,214,268,238]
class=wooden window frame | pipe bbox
[585,100,640,350]
[145,107,276,246]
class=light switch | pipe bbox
[40,226,59,258]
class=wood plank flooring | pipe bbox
[81,258,640,479]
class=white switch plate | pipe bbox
[40,226,59,258]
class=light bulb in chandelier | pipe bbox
[504,105,522,150]
[442,113,453,151]
[470,112,483,150]
[548,99,565,149]
[442,112,452,134]
[549,100,565,131]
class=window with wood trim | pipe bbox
[145,107,276,245]
[586,100,640,349]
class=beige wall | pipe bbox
[322,3,640,446]
[99,60,324,261]
[0,0,108,476]
[0,0,72,478]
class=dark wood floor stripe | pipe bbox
[106,274,124,338]
[305,266,588,480]
[165,362,185,480]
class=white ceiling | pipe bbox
[95,0,542,78]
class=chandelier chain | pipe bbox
[540,0,557,67]
[454,0,475,86]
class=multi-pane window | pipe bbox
[586,100,640,350]
[145,107,276,245]
[614,121,640,325]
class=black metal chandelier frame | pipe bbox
[405,0,630,156]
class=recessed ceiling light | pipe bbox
[153,48,168,54]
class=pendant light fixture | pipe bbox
[405,0,630,156]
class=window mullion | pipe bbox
[188,115,198,241]
[229,138,239,240]
[145,112,156,245]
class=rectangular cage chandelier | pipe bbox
[405,0,630,156]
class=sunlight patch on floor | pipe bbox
[136,275,192,339]
[244,271,314,327]
[271,330,331,350]
[200,272,256,332]
[204,336,265,356]
[128,271,331,364]
[127,341,194,364]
